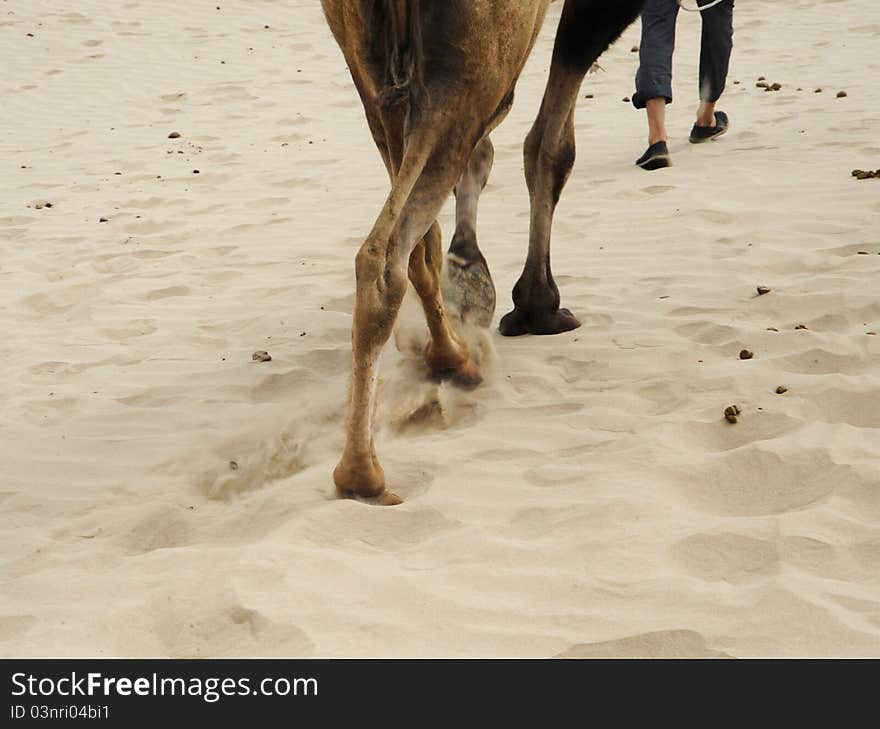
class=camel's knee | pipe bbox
[469,136,495,191]
[524,121,576,204]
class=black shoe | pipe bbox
[635,140,671,170]
[689,110,729,143]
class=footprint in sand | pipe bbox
[674,446,842,516]
[669,532,779,583]
[557,630,731,658]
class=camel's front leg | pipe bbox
[499,67,583,337]
[442,135,497,329]
[500,0,644,336]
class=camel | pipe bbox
[321,0,645,505]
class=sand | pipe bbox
[1,0,879,658]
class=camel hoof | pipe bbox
[336,485,404,506]
[443,252,496,328]
[498,306,581,337]
[375,491,404,506]
[429,357,483,390]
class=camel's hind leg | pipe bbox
[334,123,485,505]
[408,222,481,387]
[500,0,644,336]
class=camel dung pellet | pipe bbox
[770,82,782,91]
[724,405,741,424]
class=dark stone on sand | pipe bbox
[756,81,768,89]
[724,405,741,424]
[770,82,782,91]
[229,460,238,470]
[193,169,200,174]
[739,349,754,360]
[631,45,639,52]
[168,131,181,138]
[795,324,808,330]
[99,217,108,222]
[836,90,847,98]
[252,350,271,362]
[44,202,53,208]
[757,286,771,295]
[814,88,822,93]
[775,386,788,394]
[766,327,779,332]
[622,96,631,102]
[757,76,765,81]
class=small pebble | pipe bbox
[631,45,639,52]
[756,81,769,89]
[757,76,766,81]
[193,169,200,174]
[766,327,779,332]
[739,349,754,360]
[814,88,822,93]
[229,460,239,470]
[622,96,631,103]
[775,386,788,394]
[724,405,741,424]
[836,90,847,98]
[795,324,808,330]
[756,286,771,295]
[168,131,181,139]
[99,217,108,222]
[770,82,782,91]
[252,350,271,362]
[44,202,53,208]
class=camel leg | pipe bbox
[499,0,644,336]
[334,125,483,505]
[408,222,481,386]
[442,136,497,328]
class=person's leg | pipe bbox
[646,97,668,144]
[694,0,733,129]
[633,0,679,167]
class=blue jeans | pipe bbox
[632,0,734,109]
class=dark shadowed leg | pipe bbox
[500,0,645,336]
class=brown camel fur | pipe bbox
[321,0,645,504]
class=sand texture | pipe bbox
[1,0,879,657]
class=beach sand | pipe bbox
[1,0,879,657]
